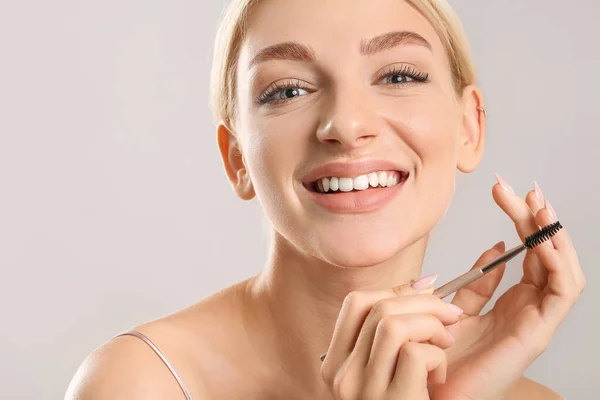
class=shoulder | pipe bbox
[505,376,563,400]
[65,281,250,400]
[64,325,207,400]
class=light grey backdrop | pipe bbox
[0,1,598,399]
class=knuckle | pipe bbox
[391,284,412,296]
[342,291,365,312]
[332,372,356,400]
[399,342,422,363]
[320,365,333,386]
[371,299,393,318]
[376,315,405,339]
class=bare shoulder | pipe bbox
[64,331,197,400]
[505,376,563,400]
[65,282,248,400]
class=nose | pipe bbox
[316,89,382,150]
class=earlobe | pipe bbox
[216,122,255,200]
[457,85,486,173]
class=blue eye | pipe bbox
[257,79,312,105]
[275,87,309,100]
[378,65,429,86]
[383,74,414,84]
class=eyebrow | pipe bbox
[360,31,432,55]
[248,30,432,68]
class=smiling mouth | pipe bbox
[304,170,409,194]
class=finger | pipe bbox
[321,279,436,372]
[522,189,551,288]
[451,241,506,316]
[533,206,575,299]
[540,200,573,253]
[529,206,584,335]
[493,176,548,290]
[388,342,447,394]
[528,182,579,280]
[492,177,540,244]
[364,314,453,393]
[539,199,584,289]
[352,295,462,367]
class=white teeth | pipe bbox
[368,173,379,187]
[378,171,388,187]
[339,177,353,192]
[330,177,339,191]
[386,174,395,187]
[315,171,404,193]
[353,175,370,190]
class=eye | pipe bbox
[274,87,309,100]
[257,79,312,106]
[383,74,414,84]
[376,64,429,86]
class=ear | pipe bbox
[216,122,255,200]
[456,85,486,173]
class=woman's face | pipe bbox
[230,0,479,267]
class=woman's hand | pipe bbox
[429,176,586,400]
[319,278,465,400]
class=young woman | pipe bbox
[67,0,584,398]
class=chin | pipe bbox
[315,231,410,269]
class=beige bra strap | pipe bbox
[115,330,193,400]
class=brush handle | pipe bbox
[433,243,527,299]
[433,269,484,299]
[320,242,535,361]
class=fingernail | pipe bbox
[546,200,557,222]
[411,273,438,290]
[495,173,515,195]
[447,304,464,315]
[533,181,545,206]
[493,241,504,251]
[447,330,455,342]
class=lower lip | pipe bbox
[303,178,406,214]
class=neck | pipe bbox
[241,231,429,390]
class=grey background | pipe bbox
[1,1,598,399]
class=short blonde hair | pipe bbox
[210,0,477,128]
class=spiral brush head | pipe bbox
[524,221,563,249]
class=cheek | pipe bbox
[241,115,311,199]
[383,96,459,165]
[382,98,459,207]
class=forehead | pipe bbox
[239,0,446,69]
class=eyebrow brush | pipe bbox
[319,221,563,362]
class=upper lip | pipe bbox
[301,158,409,184]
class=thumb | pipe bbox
[396,273,439,296]
[451,241,506,317]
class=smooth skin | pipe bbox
[319,183,584,400]
[66,0,583,398]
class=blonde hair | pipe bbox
[210,0,477,128]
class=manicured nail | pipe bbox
[546,200,557,222]
[447,330,455,342]
[411,273,438,290]
[533,181,545,206]
[447,304,464,315]
[495,173,515,195]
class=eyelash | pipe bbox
[256,65,430,106]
